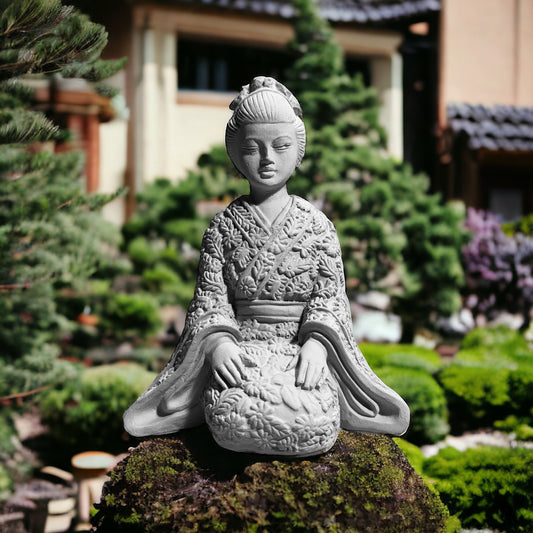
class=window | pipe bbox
[177,38,293,92]
[177,37,370,92]
[489,188,523,222]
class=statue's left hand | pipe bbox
[295,337,328,390]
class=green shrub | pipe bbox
[439,327,533,434]
[423,446,533,532]
[439,363,533,434]
[459,326,531,363]
[508,367,533,415]
[40,363,156,454]
[141,263,195,307]
[0,412,16,457]
[127,237,157,271]
[502,212,533,237]
[438,365,511,433]
[142,263,181,290]
[103,293,162,338]
[361,343,442,375]
[495,416,533,441]
[0,345,80,397]
[376,367,449,445]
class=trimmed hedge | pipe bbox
[361,344,448,444]
[377,367,449,445]
[361,343,442,376]
[424,446,533,532]
[438,326,533,434]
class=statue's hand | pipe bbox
[295,337,328,390]
[209,339,244,389]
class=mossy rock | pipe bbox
[92,427,450,533]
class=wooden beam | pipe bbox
[133,5,402,56]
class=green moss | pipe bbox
[92,427,450,533]
[393,438,424,475]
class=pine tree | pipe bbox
[285,0,469,338]
[124,0,468,339]
[0,0,124,396]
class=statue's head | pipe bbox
[225,77,306,178]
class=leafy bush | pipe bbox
[361,343,442,376]
[438,364,533,434]
[141,263,195,307]
[502,212,533,237]
[438,326,533,433]
[424,446,533,532]
[376,367,449,445]
[462,208,533,322]
[360,344,448,444]
[102,293,162,339]
[40,363,156,454]
[0,412,19,500]
[495,416,533,441]
[460,325,531,361]
[438,365,510,433]
[121,176,244,309]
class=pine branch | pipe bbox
[0,108,58,143]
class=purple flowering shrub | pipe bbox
[462,208,533,321]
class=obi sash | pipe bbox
[234,299,305,324]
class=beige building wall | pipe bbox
[133,6,405,183]
[100,118,128,225]
[440,0,533,119]
[517,0,533,105]
[175,102,232,178]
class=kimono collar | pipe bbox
[244,195,294,231]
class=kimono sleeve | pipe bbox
[123,214,241,437]
[299,217,410,436]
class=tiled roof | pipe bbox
[448,103,533,152]
[173,0,440,23]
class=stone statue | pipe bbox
[124,76,409,457]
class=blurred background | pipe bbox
[1,0,532,532]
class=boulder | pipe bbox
[92,426,451,533]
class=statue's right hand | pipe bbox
[209,340,244,389]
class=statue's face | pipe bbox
[236,122,299,195]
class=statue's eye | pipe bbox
[273,136,293,151]
[241,145,258,154]
[274,143,292,151]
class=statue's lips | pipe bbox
[259,168,276,178]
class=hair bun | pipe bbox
[229,76,303,119]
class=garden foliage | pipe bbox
[424,446,533,532]
[361,343,449,445]
[122,0,468,338]
[122,174,249,307]
[0,0,124,395]
[40,363,156,454]
[437,326,533,434]
[285,0,469,337]
[462,207,533,324]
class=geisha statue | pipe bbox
[124,76,409,457]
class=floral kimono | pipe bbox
[124,195,409,456]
